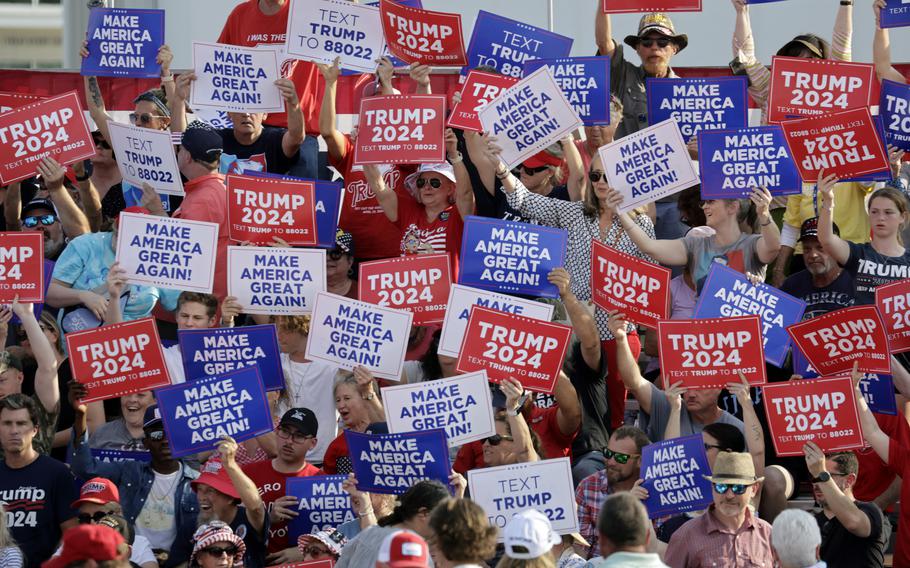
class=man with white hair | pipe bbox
[771,509,825,568]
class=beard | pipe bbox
[43,237,65,260]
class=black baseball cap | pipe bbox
[181,121,223,163]
[142,405,163,429]
[798,217,839,242]
[279,408,318,437]
[21,198,58,219]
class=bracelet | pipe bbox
[160,74,174,83]
[362,392,375,401]
[75,173,91,182]
[495,167,510,179]
[358,509,375,518]
[448,152,463,165]
[760,218,773,227]
[840,0,852,5]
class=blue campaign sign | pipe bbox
[464,11,573,78]
[522,57,612,125]
[245,171,341,249]
[91,449,151,463]
[81,8,165,78]
[346,429,450,494]
[287,475,355,539]
[695,263,806,367]
[641,434,713,519]
[458,216,567,298]
[178,325,284,391]
[880,79,910,152]
[791,345,819,378]
[647,77,749,141]
[698,126,802,198]
[792,346,897,415]
[881,0,910,28]
[122,181,170,213]
[155,365,273,458]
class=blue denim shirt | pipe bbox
[68,431,199,528]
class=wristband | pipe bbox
[760,217,773,227]
[840,1,852,5]
[362,392,375,401]
[448,152,463,165]
[359,509,375,518]
[75,173,91,182]
[160,74,174,83]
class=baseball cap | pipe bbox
[182,121,223,163]
[334,228,355,256]
[72,478,120,508]
[522,149,563,170]
[0,350,23,374]
[798,217,840,241]
[376,530,429,568]
[21,198,58,219]
[279,408,319,437]
[142,405,163,429]
[191,457,241,500]
[624,13,688,52]
[42,525,126,568]
[503,510,561,560]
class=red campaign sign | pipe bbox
[787,305,890,376]
[591,240,670,330]
[226,174,317,245]
[65,317,171,403]
[0,91,95,185]
[763,377,864,457]
[875,279,910,354]
[354,95,446,165]
[0,232,44,303]
[447,71,518,132]
[380,0,467,66]
[602,0,702,13]
[768,57,876,124]
[0,92,46,114]
[658,316,766,389]
[359,253,451,325]
[456,305,571,394]
[780,107,889,183]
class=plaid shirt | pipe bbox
[575,469,613,557]
[664,505,773,568]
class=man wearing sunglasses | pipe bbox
[665,451,773,567]
[70,404,200,556]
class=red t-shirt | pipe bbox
[217,0,323,134]
[394,197,464,278]
[172,173,229,302]
[887,439,910,568]
[854,413,910,503]
[330,135,413,260]
[241,459,321,554]
[321,433,348,475]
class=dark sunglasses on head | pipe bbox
[129,112,168,126]
[201,545,239,557]
[146,430,166,441]
[22,214,58,228]
[78,511,108,524]
[484,434,514,446]
[588,171,607,183]
[640,38,671,48]
[604,448,639,464]
[522,165,549,175]
[416,178,443,189]
[713,482,749,495]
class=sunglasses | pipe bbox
[94,139,111,150]
[522,165,549,175]
[704,443,724,452]
[484,434,514,446]
[416,177,444,189]
[301,545,331,557]
[129,112,169,126]
[78,511,108,524]
[640,38,671,48]
[201,545,239,557]
[604,448,639,465]
[713,483,750,495]
[146,430,166,441]
[276,427,315,444]
[327,250,347,261]
[588,171,607,183]
[22,214,58,228]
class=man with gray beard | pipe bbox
[780,218,855,319]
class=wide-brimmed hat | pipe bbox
[704,451,765,486]
[297,528,347,557]
[404,163,457,201]
[624,13,688,52]
[190,521,245,567]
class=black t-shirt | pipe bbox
[564,341,610,456]
[168,505,270,568]
[0,455,78,568]
[781,269,856,319]
[454,130,527,222]
[844,241,910,305]
[218,126,298,175]
[816,500,889,568]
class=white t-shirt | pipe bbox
[163,344,185,384]
[276,353,340,464]
[134,469,181,550]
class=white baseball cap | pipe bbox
[503,510,561,560]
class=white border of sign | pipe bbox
[107,120,184,196]
[227,246,327,315]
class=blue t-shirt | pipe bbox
[51,232,179,320]
[781,269,856,319]
[0,455,78,568]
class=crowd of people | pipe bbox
[1,0,910,567]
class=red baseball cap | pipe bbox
[522,150,563,170]
[376,530,429,568]
[191,458,241,500]
[42,525,125,568]
[72,477,120,508]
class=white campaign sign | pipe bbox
[115,213,218,293]
[478,66,582,168]
[107,121,183,196]
[227,246,326,316]
[599,117,699,214]
[438,284,555,358]
[305,291,412,380]
[286,0,386,73]
[468,457,578,538]
[382,371,495,447]
[190,42,284,113]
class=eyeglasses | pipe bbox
[604,448,639,465]
[146,430,166,441]
[276,426,314,444]
[640,38,671,48]
[522,165,549,176]
[22,214,58,228]
[416,178,443,189]
[484,434,514,446]
[201,545,239,557]
[327,250,347,261]
[301,545,331,557]
[588,171,607,183]
[704,443,725,452]
[129,112,169,126]
[78,511,108,524]
[94,139,111,150]
[713,483,750,495]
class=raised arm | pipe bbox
[662,382,684,441]
[549,267,600,369]
[83,62,114,146]
[873,1,907,83]
[561,135,585,201]
[103,262,127,325]
[352,366,385,424]
[38,158,91,238]
[831,0,853,61]
[731,372,765,478]
[447,129,474,219]
[816,170,850,266]
[362,164,398,223]
[595,1,614,57]
[169,72,193,134]
[317,57,347,162]
[73,161,103,232]
[277,78,305,159]
[731,0,772,111]
[219,436,266,534]
[552,371,582,438]
[615,210,688,266]
[853,365,891,463]
[463,129,497,195]
[752,187,781,264]
[502,378,539,462]
[608,311,653,414]
[4,182,21,230]
[409,63,432,95]
[803,441,871,537]
[12,298,58,413]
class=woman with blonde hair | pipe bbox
[0,503,23,567]
[320,369,385,474]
